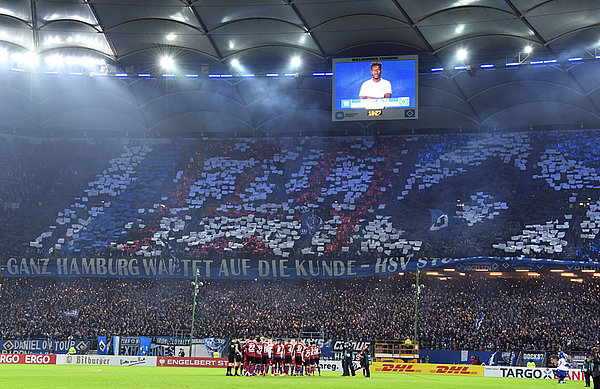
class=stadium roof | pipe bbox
[1,1,600,70]
[1,1,600,137]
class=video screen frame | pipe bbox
[331,55,418,122]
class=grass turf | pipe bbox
[0,366,582,388]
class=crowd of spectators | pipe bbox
[1,273,598,353]
[0,136,121,257]
[2,130,600,262]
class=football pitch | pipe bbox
[0,366,582,388]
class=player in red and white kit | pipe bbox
[303,343,312,376]
[264,339,273,376]
[243,337,257,376]
[312,342,322,376]
[255,338,264,376]
[283,339,295,376]
[272,339,284,376]
[293,339,305,376]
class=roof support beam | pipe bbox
[29,0,38,52]
[285,1,327,59]
[86,1,118,61]
[185,1,223,61]
[391,0,480,126]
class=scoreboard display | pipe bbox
[332,55,418,122]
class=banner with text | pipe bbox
[484,366,583,381]
[0,354,56,364]
[372,362,484,376]
[0,340,89,354]
[4,256,600,279]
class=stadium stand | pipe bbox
[0,130,595,262]
[0,273,596,353]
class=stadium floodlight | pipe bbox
[165,33,177,42]
[455,24,465,34]
[560,272,576,277]
[290,56,302,68]
[159,55,174,70]
[456,48,468,61]
[231,58,240,68]
[594,273,600,277]
[489,272,502,276]
[582,269,595,273]
[550,269,564,272]
[571,278,583,283]
[527,272,540,277]
[443,268,455,272]
[523,45,532,54]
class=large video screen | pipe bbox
[332,55,418,121]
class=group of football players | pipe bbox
[226,337,321,377]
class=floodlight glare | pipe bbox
[523,45,532,54]
[12,51,39,68]
[231,58,241,68]
[456,48,468,61]
[44,54,64,67]
[455,24,465,34]
[166,33,177,42]
[290,56,302,68]
[160,56,174,70]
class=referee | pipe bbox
[227,337,240,376]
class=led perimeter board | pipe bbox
[332,55,418,122]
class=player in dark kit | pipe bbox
[233,338,242,375]
[227,337,239,376]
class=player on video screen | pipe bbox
[359,61,392,99]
